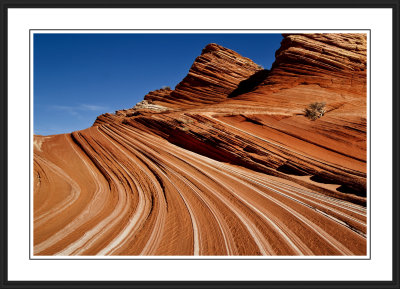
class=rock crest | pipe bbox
[148,43,263,108]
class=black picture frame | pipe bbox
[0,1,399,288]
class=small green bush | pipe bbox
[304,102,326,120]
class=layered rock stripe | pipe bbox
[34,33,367,256]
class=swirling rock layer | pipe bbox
[147,43,263,108]
[263,33,366,94]
[34,34,367,256]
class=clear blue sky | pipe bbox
[34,33,283,135]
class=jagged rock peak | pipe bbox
[201,43,255,62]
[201,43,225,54]
[148,43,263,108]
[144,87,173,103]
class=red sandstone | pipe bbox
[34,34,367,256]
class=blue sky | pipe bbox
[34,33,283,135]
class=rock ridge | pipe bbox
[262,33,367,95]
[148,43,263,108]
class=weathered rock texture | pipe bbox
[34,34,367,256]
[147,43,263,107]
[143,87,173,103]
[263,33,367,94]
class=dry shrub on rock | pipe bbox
[304,102,326,120]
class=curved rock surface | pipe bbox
[147,43,263,108]
[34,34,367,256]
[262,33,366,94]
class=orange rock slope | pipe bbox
[34,33,367,256]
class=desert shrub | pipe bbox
[161,86,171,90]
[304,102,326,120]
[256,64,264,70]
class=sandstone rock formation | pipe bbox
[33,34,367,256]
[259,33,367,94]
[146,43,263,108]
[143,87,173,103]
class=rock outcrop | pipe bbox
[132,100,168,112]
[147,43,263,108]
[33,34,368,256]
[263,33,367,94]
[143,87,173,103]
